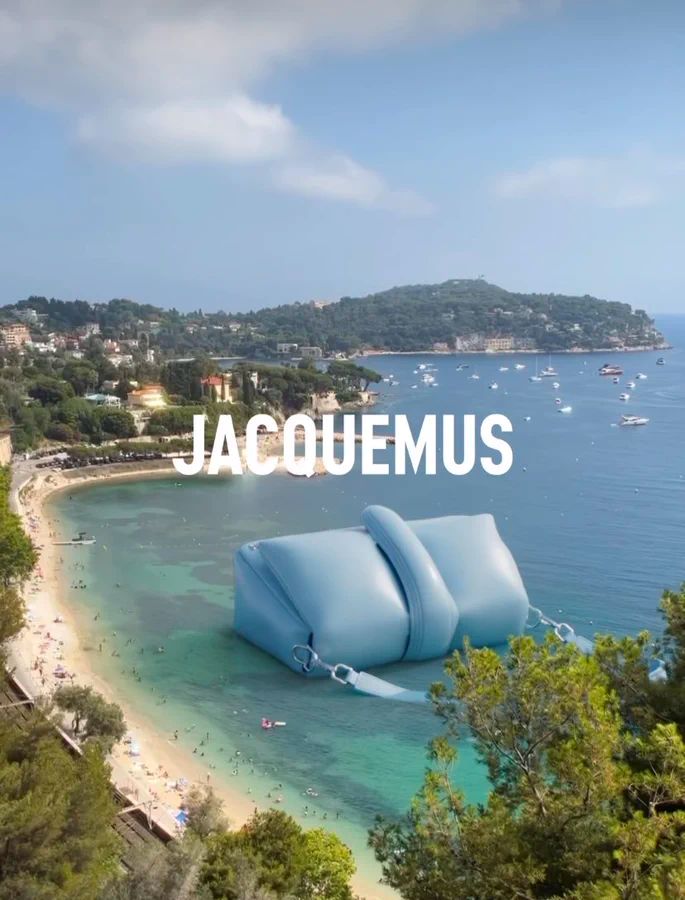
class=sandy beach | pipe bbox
[8,455,395,900]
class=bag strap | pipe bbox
[292,607,667,704]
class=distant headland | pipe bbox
[1,278,668,362]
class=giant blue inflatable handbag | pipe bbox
[234,505,531,702]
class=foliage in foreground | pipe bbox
[371,586,685,899]
[103,801,357,900]
[0,710,121,899]
[201,808,355,900]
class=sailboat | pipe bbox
[540,353,558,377]
[529,357,542,382]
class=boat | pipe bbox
[620,415,649,426]
[612,376,620,384]
[626,381,636,389]
[469,373,480,380]
[656,357,665,366]
[261,718,286,729]
[540,354,558,377]
[489,382,498,390]
[523,415,531,421]
[515,363,526,370]
[53,531,96,546]
[552,381,560,389]
[529,358,543,382]
[599,363,623,376]
[619,393,630,401]
[390,380,400,386]
[635,373,648,380]
[456,364,470,371]
[558,405,573,414]
[499,366,509,372]
[418,364,426,370]
[554,397,562,404]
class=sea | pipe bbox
[51,314,685,880]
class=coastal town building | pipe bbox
[0,323,31,348]
[485,336,536,352]
[300,346,323,359]
[107,353,134,368]
[201,373,236,402]
[485,336,515,352]
[85,393,122,408]
[15,308,39,324]
[277,342,298,354]
[127,384,167,410]
[0,431,11,466]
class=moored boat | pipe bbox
[599,363,623,376]
[620,415,649,426]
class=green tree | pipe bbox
[62,361,100,396]
[371,628,685,899]
[99,834,209,900]
[185,785,229,839]
[94,407,137,438]
[0,586,25,648]
[28,375,74,405]
[55,685,126,752]
[0,714,121,898]
[299,829,355,900]
[201,809,355,900]
[0,468,38,586]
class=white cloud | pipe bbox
[493,152,685,209]
[77,97,295,164]
[0,1,561,210]
[275,154,434,214]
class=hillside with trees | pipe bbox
[2,279,665,358]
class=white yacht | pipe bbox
[469,373,480,380]
[558,405,573,414]
[620,415,649,426]
[635,373,648,380]
[489,382,499,390]
[619,393,630,401]
[515,363,526,370]
[626,380,636,389]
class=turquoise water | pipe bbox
[52,315,685,872]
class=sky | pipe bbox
[1,0,684,314]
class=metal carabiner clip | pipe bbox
[292,644,319,673]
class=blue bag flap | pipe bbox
[256,527,410,668]
[361,505,458,660]
[409,513,529,648]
